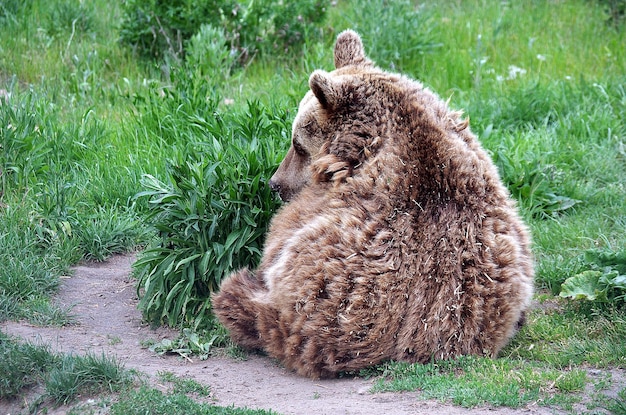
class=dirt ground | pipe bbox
[0,254,620,415]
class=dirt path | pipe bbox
[0,254,597,414]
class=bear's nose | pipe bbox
[269,179,281,193]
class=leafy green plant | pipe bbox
[185,24,235,83]
[133,99,287,330]
[267,0,328,55]
[118,0,200,60]
[0,88,105,201]
[560,249,626,304]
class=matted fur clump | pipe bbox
[212,30,534,379]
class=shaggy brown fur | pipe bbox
[212,30,534,379]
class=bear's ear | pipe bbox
[334,30,371,69]
[309,70,343,111]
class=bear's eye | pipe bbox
[293,140,308,157]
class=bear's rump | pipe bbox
[256,204,530,374]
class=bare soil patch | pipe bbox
[0,254,615,414]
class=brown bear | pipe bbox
[212,30,534,379]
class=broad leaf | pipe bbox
[559,271,607,301]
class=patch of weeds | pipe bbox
[356,365,386,380]
[150,330,249,361]
[110,386,205,415]
[158,371,211,397]
[22,298,77,326]
[107,335,122,346]
[0,91,50,194]
[139,338,156,349]
[554,369,588,393]
[109,385,275,415]
[504,300,626,368]
[31,187,145,264]
[535,253,588,296]
[149,327,229,361]
[373,355,588,409]
[479,82,564,132]
[225,343,250,361]
[592,370,614,397]
[45,352,137,405]
[74,204,148,262]
[0,332,59,399]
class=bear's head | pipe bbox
[269,30,384,202]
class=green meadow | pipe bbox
[1,0,625,413]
